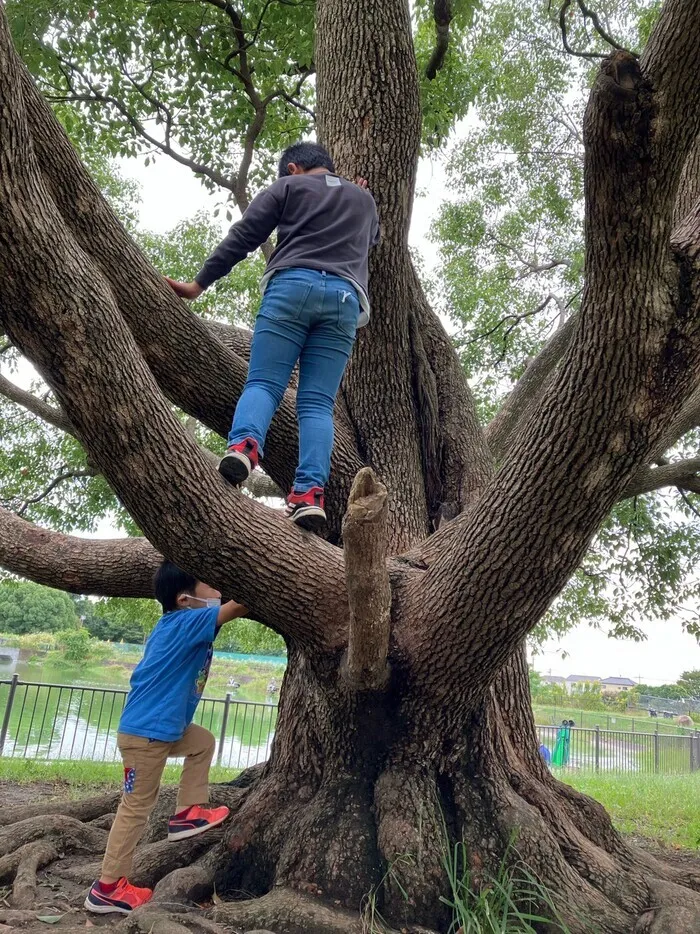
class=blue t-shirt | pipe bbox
[119,607,218,742]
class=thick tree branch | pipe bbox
[425,0,452,80]
[0,506,160,596]
[243,470,283,499]
[673,133,700,228]
[640,0,700,200]
[0,372,73,433]
[485,312,578,462]
[341,469,391,691]
[622,458,700,499]
[488,6,700,470]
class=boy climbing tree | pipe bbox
[166,142,380,532]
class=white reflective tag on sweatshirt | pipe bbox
[325,175,342,187]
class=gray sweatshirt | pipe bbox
[195,173,381,326]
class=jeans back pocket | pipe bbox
[337,287,360,339]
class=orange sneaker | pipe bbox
[167,804,230,841]
[84,878,153,914]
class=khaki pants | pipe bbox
[101,723,215,880]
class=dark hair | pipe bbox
[154,560,197,613]
[278,142,335,178]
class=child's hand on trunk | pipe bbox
[165,277,204,300]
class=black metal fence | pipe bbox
[3,677,700,774]
[537,724,700,774]
[0,676,276,769]
[638,693,700,716]
[534,703,696,735]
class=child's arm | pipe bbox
[217,599,248,629]
[165,183,283,299]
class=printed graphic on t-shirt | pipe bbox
[195,644,213,697]
[124,767,136,794]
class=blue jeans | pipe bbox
[229,268,361,492]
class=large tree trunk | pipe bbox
[3,2,700,933]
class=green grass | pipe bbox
[0,756,239,794]
[565,773,700,850]
[440,839,579,933]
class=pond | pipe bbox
[0,645,287,766]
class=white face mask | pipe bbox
[184,595,222,609]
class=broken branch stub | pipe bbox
[341,468,391,691]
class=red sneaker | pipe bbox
[84,878,153,914]
[285,487,326,532]
[218,438,259,486]
[167,804,230,841]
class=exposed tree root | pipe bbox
[10,843,59,909]
[636,906,700,934]
[88,814,115,831]
[374,764,448,929]
[0,843,55,886]
[123,908,229,934]
[0,793,119,827]
[2,760,700,934]
[54,831,221,889]
[211,887,438,934]
[151,864,214,908]
[0,816,107,859]
[629,841,700,892]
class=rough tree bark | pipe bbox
[3,1,700,933]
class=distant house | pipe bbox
[565,675,601,694]
[601,677,637,694]
[541,675,566,687]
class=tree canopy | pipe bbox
[0,579,80,634]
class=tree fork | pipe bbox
[341,468,391,691]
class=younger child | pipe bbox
[84,561,247,914]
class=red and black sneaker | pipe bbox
[285,487,326,532]
[218,438,259,487]
[167,804,230,841]
[84,878,153,914]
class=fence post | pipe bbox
[595,725,600,772]
[631,718,635,733]
[654,728,659,773]
[217,693,232,767]
[690,734,695,773]
[606,715,610,731]
[0,673,19,756]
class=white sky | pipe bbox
[4,148,699,685]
